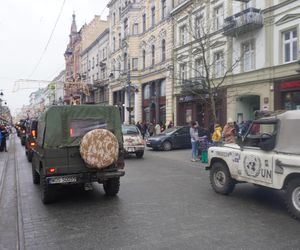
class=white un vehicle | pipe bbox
[206,110,300,220]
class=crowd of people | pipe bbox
[189,118,252,162]
[134,120,174,139]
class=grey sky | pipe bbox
[0,0,109,116]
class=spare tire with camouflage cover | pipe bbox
[80,129,119,169]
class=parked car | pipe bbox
[206,110,300,220]
[122,125,145,158]
[32,105,125,204]
[146,126,191,151]
[25,119,38,162]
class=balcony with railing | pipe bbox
[223,7,263,37]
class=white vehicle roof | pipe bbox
[275,110,300,155]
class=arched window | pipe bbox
[151,45,155,66]
[161,39,166,62]
[142,49,146,69]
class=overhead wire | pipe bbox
[27,0,66,79]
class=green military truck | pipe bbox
[32,105,125,204]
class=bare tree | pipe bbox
[171,0,244,123]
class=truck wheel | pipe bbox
[210,161,235,195]
[103,177,120,196]
[32,164,40,184]
[285,178,300,220]
[136,151,144,158]
[162,141,172,151]
[28,152,33,162]
[40,171,54,204]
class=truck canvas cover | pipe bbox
[38,105,123,149]
[275,110,300,155]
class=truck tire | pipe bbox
[80,129,119,169]
[103,177,120,196]
[210,161,235,195]
[285,178,300,220]
[32,164,40,184]
[28,152,33,162]
[136,151,144,158]
[40,170,54,204]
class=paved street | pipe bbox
[1,134,300,250]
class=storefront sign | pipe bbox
[179,95,195,103]
[280,80,300,90]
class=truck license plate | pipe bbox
[128,147,135,152]
[49,176,77,184]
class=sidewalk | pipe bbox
[0,136,21,250]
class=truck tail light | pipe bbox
[70,128,74,137]
[47,167,56,174]
[31,130,36,137]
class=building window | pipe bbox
[142,14,146,32]
[119,33,121,49]
[151,45,155,66]
[161,0,167,20]
[195,58,205,78]
[179,63,187,84]
[243,40,255,71]
[214,5,224,31]
[119,7,121,20]
[283,29,298,63]
[179,25,187,46]
[113,12,116,25]
[160,80,166,96]
[96,54,99,66]
[214,51,224,78]
[195,15,203,39]
[132,58,138,70]
[113,37,116,51]
[124,18,128,37]
[124,53,128,71]
[142,49,146,69]
[92,57,95,69]
[161,39,166,62]
[144,85,150,99]
[151,7,155,27]
[133,23,139,35]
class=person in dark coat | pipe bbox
[0,126,8,152]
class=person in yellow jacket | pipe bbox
[212,124,222,146]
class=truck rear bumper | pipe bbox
[46,170,125,185]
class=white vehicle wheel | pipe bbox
[210,161,235,195]
[286,179,300,220]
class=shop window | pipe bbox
[282,91,300,110]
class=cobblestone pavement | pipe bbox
[2,135,300,250]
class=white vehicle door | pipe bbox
[238,122,276,187]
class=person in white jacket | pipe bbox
[154,122,161,135]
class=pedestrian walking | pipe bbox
[167,120,174,129]
[212,123,222,146]
[190,121,199,162]
[223,118,236,144]
[0,126,8,152]
[160,121,166,133]
[148,122,154,136]
[155,122,161,135]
